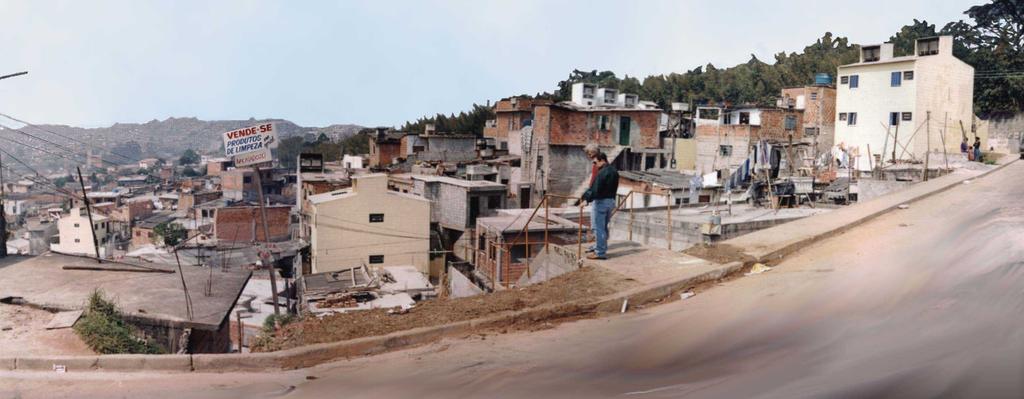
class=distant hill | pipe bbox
[10,117,364,168]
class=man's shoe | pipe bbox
[586,254,607,260]
[585,247,595,253]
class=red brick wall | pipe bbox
[539,106,661,148]
[215,206,290,242]
[369,140,402,168]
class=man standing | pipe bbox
[582,144,599,253]
[583,153,618,260]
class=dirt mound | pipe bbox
[253,266,635,352]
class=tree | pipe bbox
[181,167,200,177]
[153,222,187,247]
[178,149,200,165]
[54,176,69,188]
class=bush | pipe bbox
[73,290,166,354]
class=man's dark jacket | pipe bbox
[584,164,619,202]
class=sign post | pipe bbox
[222,123,281,316]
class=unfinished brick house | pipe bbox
[488,83,666,206]
[694,106,805,174]
[368,128,405,168]
[779,84,837,154]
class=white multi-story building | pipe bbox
[835,36,974,170]
[52,207,111,257]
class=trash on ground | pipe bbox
[747,263,772,275]
[897,204,910,209]
[962,180,972,185]
[620,299,629,313]
[680,292,695,300]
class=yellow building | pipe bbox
[308,174,431,275]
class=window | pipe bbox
[840,76,849,85]
[918,38,939,56]
[487,195,501,209]
[862,46,881,62]
[810,92,818,100]
[784,115,797,130]
[849,75,859,88]
[243,176,252,184]
[368,255,384,264]
[902,112,913,121]
[839,113,848,121]
[738,112,750,125]
[135,231,141,237]
[847,112,858,126]
[508,118,515,131]
[904,71,914,80]
[891,71,902,87]
[582,86,595,98]
[74,239,80,243]
[368,213,384,223]
[719,145,733,156]
[890,112,900,126]
[722,113,732,125]
[598,115,610,131]
[805,127,819,136]
[74,223,80,228]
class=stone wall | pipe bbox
[987,114,1024,154]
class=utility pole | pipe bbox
[0,70,27,258]
[923,112,931,181]
[252,166,281,316]
[0,152,6,258]
[76,167,102,263]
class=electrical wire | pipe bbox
[0,112,141,162]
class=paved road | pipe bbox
[2,162,1022,399]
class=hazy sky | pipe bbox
[0,0,978,128]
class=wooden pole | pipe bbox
[923,112,931,181]
[891,121,901,163]
[577,201,583,266]
[665,193,672,251]
[236,311,245,352]
[251,166,281,316]
[941,112,949,171]
[628,192,634,241]
[76,167,102,263]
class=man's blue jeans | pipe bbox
[591,198,615,257]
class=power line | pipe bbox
[0,112,140,162]
[0,123,121,167]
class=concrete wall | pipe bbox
[914,53,975,156]
[547,145,592,197]
[856,179,914,202]
[986,113,1024,154]
[609,209,810,250]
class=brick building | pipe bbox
[694,106,805,174]
[213,205,291,243]
[779,84,837,154]
[488,84,666,206]
[368,128,405,168]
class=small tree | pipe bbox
[153,222,187,247]
[178,149,200,165]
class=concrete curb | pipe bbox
[737,158,1019,264]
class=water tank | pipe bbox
[814,73,832,86]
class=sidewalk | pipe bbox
[723,157,1017,264]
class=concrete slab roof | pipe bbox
[0,253,251,330]
[410,174,506,189]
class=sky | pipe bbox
[0,0,980,129]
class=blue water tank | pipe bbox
[814,73,832,86]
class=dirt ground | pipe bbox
[0,304,94,356]
[253,266,636,352]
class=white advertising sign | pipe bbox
[222,123,278,157]
[233,147,273,167]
